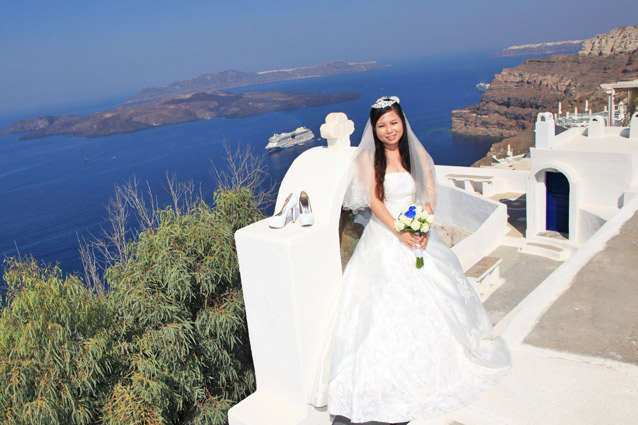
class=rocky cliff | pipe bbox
[451,26,638,145]
[579,25,638,56]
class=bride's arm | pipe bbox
[425,202,433,215]
[370,187,428,249]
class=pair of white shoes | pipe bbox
[268,191,314,228]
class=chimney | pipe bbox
[587,116,605,138]
[535,112,555,148]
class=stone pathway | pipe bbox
[427,209,638,425]
[525,210,638,364]
[483,246,562,325]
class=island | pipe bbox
[122,61,387,105]
[2,90,361,140]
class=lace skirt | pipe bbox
[311,217,510,423]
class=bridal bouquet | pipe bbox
[394,205,434,269]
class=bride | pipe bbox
[312,97,511,424]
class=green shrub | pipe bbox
[103,196,259,424]
[2,192,263,425]
[0,258,116,425]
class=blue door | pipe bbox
[546,172,569,233]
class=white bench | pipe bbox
[465,256,502,300]
[446,174,495,196]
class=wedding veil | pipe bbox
[343,109,437,213]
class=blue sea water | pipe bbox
[0,53,530,283]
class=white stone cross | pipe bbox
[320,112,354,151]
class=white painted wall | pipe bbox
[533,150,633,210]
[436,184,509,269]
[528,148,636,241]
[578,207,608,241]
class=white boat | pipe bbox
[476,82,491,92]
[265,126,314,150]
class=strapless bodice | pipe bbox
[383,172,416,217]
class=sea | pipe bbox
[0,52,532,286]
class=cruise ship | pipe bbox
[265,126,314,150]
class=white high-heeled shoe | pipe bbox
[298,191,314,226]
[268,193,298,228]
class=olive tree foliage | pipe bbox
[1,145,272,424]
[103,197,259,424]
[0,258,116,425]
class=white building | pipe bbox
[527,112,638,243]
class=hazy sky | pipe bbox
[1,0,636,115]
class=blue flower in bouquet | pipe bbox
[405,206,416,218]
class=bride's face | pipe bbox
[374,110,404,150]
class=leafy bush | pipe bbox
[104,198,257,424]
[0,258,116,424]
[1,184,264,424]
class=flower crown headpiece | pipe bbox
[371,96,400,109]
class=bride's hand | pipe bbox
[397,231,429,250]
[420,232,429,250]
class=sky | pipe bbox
[1,0,636,115]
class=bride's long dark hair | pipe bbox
[371,102,411,201]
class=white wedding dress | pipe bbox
[314,172,510,424]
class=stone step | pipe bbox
[518,241,571,261]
